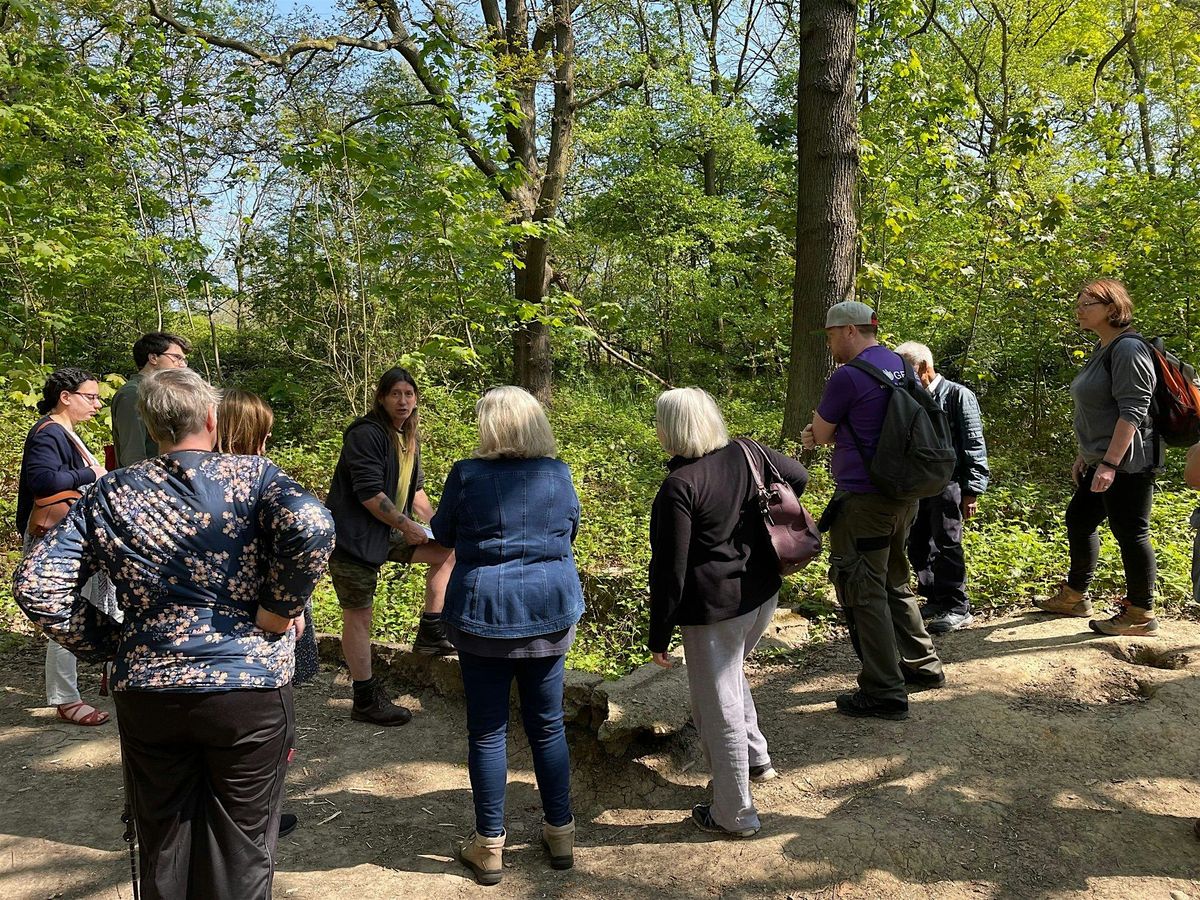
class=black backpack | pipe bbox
[1104,332,1200,449]
[843,358,957,501]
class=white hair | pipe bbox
[894,341,935,373]
[138,368,221,446]
[655,388,730,459]
[474,386,558,459]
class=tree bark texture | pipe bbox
[782,0,859,440]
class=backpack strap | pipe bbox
[841,357,919,464]
[1100,330,1160,462]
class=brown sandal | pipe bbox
[56,701,110,726]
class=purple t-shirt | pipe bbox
[816,345,906,493]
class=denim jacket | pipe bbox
[431,456,584,639]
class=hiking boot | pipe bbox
[918,604,941,621]
[749,764,778,783]
[691,803,760,838]
[901,666,946,691]
[351,681,413,726]
[1033,583,1092,618]
[413,615,456,656]
[1088,601,1160,637]
[927,610,974,634]
[542,818,575,870]
[458,829,505,885]
[835,690,909,721]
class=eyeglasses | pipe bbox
[71,392,102,403]
[1075,299,1107,310]
[156,352,188,365]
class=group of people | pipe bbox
[11,276,1180,895]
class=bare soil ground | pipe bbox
[1,612,1199,900]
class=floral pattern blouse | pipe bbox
[13,451,335,692]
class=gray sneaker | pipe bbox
[927,611,974,634]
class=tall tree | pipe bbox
[781,0,859,439]
[146,0,645,401]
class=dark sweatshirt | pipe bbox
[325,414,423,568]
[648,441,809,653]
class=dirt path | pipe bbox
[1,613,1199,899]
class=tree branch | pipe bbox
[146,0,511,196]
[577,71,647,109]
[1092,32,1133,101]
[904,0,936,40]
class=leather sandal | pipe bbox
[56,701,110,726]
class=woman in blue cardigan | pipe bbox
[431,386,584,886]
[15,367,116,725]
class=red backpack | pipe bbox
[1108,333,1200,448]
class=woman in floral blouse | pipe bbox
[14,368,335,900]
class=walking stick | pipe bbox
[116,708,141,900]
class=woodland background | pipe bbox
[2,0,1199,674]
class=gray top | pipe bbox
[1069,333,1161,473]
[110,373,157,467]
[443,622,575,659]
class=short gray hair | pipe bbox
[138,368,221,446]
[895,341,935,372]
[474,386,557,459]
[655,388,729,458]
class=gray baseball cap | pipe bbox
[825,300,879,328]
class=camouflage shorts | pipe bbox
[329,532,418,610]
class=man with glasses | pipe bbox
[110,332,192,467]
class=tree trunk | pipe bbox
[782,0,859,441]
[514,236,554,402]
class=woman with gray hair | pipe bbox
[648,387,809,838]
[431,386,584,885]
[13,367,335,899]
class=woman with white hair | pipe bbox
[431,386,584,885]
[649,387,809,838]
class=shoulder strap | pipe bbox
[846,357,894,388]
[1102,331,1145,373]
[734,438,768,493]
[841,357,917,464]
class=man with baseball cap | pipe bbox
[801,300,944,721]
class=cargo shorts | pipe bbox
[329,531,418,610]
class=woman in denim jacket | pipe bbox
[431,386,584,885]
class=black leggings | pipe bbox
[1065,466,1156,609]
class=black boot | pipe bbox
[413,614,455,656]
[351,677,412,726]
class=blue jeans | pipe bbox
[458,652,572,837]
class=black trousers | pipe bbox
[906,482,969,616]
[1065,466,1157,609]
[114,685,294,900]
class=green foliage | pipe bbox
[4,0,1200,676]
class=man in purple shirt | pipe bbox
[801,300,943,720]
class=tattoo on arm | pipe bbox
[378,496,403,528]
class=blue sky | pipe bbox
[274,0,340,16]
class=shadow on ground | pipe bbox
[1,613,1199,899]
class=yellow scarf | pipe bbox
[395,436,416,515]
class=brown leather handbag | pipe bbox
[29,489,81,539]
[735,438,822,576]
[27,419,84,539]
